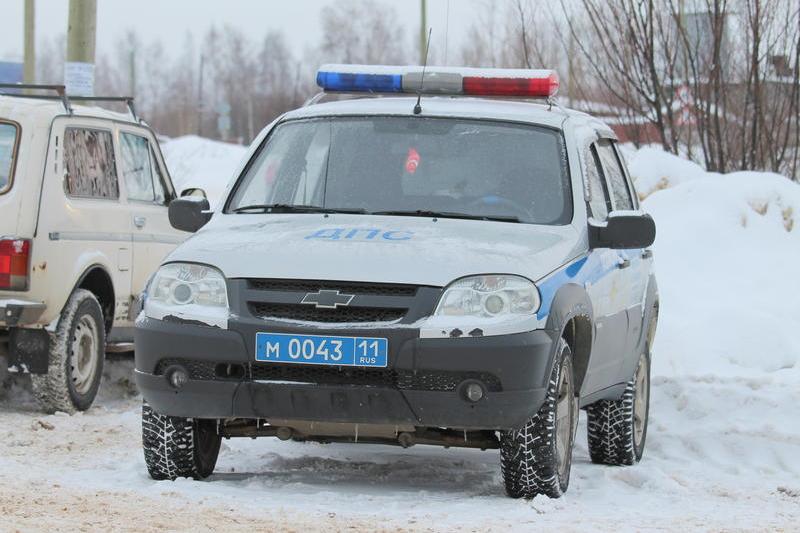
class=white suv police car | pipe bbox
[135,65,658,500]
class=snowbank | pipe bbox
[161,135,249,207]
[627,146,708,199]
[632,149,800,381]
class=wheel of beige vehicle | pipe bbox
[31,289,105,413]
[586,351,651,466]
[500,338,579,499]
[142,402,221,480]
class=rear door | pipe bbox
[117,126,182,298]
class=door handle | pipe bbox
[641,249,653,260]
[133,216,146,229]
[618,258,631,269]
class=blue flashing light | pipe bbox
[316,70,403,93]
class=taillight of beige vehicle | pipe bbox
[0,85,189,413]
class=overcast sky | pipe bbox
[0,0,482,63]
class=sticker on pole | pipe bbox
[64,62,95,96]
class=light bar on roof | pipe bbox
[316,64,559,98]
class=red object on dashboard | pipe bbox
[405,148,420,174]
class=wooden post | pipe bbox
[23,0,35,84]
[419,0,427,65]
[65,0,97,95]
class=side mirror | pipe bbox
[169,196,211,233]
[589,211,656,249]
[180,187,207,199]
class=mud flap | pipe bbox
[8,328,50,374]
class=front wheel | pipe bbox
[31,289,105,413]
[500,338,578,499]
[586,351,651,465]
[142,402,222,480]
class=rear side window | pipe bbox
[64,128,119,200]
[595,140,634,211]
[0,121,19,194]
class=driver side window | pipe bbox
[585,144,612,220]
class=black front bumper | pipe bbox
[134,317,557,430]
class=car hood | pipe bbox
[167,214,580,287]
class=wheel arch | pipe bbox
[72,264,115,334]
[544,282,594,395]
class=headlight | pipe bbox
[144,263,229,328]
[434,275,540,318]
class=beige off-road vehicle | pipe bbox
[0,84,186,412]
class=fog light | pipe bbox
[465,383,484,402]
[167,367,189,389]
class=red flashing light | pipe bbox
[463,72,559,97]
[0,239,31,290]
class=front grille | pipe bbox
[251,363,396,387]
[248,303,405,323]
[396,370,502,392]
[243,278,422,324]
[247,279,418,297]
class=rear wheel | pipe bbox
[142,402,222,480]
[586,352,651,465]
[31,289,105,413]
[500,338,578,499]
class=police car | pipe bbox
[134,65,658,500]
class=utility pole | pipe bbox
[197,54,204,137]
[23,0,35,84]
[419,0,427,65]
[128,48,136,97]
[65,0,97,96]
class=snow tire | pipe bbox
[142,402,221,481]
[31,289,105,413]
[500,338,578,499]
[586,351,651,466]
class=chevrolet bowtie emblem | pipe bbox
[301,289,355,309]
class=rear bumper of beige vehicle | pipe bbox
[0,299,46,328]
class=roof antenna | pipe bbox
[414,28,433,116]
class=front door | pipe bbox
[581,140,631,395]
[117,127,184,302]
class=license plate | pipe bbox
[255,332,388,367]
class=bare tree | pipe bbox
[318,0,409,64]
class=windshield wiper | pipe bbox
[232,204,367,214]
[372,209,520,223]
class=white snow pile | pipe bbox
[161,135,248,206]
[630,148,800,382]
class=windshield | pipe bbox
[0,121,19,194]
[227,116,572,224]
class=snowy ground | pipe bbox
[1,143,799,531]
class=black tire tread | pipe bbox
[142,403,219,480]
[586,353,650,466]
[31,289,105,414]
[500,338,573,499]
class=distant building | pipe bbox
[0,62,23,84]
